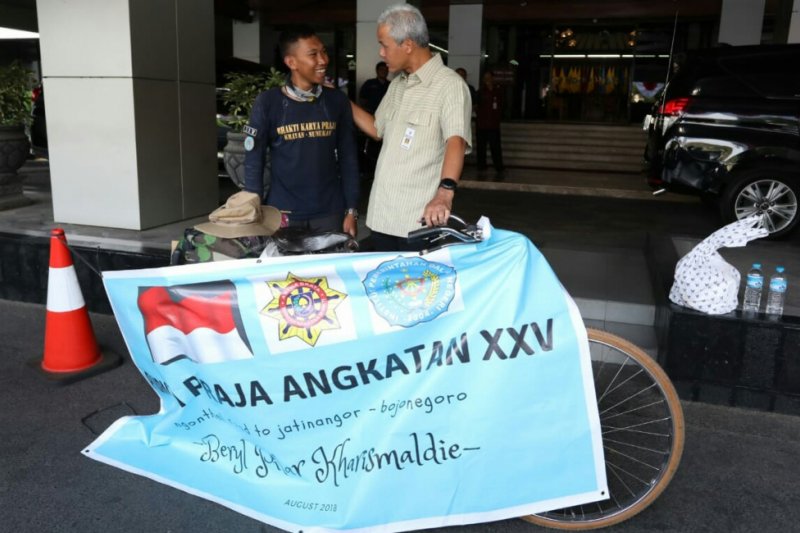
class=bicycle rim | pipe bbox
[521,329,685,530]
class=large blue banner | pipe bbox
[85,225,607,532]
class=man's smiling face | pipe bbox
[285,35,329,90]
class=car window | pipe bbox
[667,55,721,96]
[718,50,800,99]
[668,55,756,99]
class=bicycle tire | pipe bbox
[521,328,685,530]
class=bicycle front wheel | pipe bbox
[521,328,685,530]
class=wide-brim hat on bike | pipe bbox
[195,191,281,238]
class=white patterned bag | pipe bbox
[669,217,768,315]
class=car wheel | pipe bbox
[720,168,800,239]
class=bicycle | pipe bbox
[91,215,684,532]
[409,216,685,530]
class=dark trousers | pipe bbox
[286,212,342,233]
[359,136,382,180]
[366,231,426,252]
[476,128,504,171]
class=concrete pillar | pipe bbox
[356,0,401,93]
[718,0,765,46]
[775,0,800,43]
[791,0,800,43]
[36,0,218,230]
[233,15,261,64]
[447,3,483,89]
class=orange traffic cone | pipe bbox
[33,228,121,383]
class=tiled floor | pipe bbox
[541,245,655,325]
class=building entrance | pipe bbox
[492,21,692,124]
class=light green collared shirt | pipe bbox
[367,53,472,237]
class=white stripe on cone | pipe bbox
[146,325,253,365]
[46,265,86,312]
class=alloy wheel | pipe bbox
[734,178,798,234]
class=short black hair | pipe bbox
[278,25,317,58]
[376,61,387,70]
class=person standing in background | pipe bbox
[476,70,505,181]
[455,68,478,112]
[359,61,390,114]
[358,61,390,180]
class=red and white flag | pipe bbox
[137,281,253,365]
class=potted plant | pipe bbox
[219,67,286,191]
[0,61,35,209]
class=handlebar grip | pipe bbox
[408,225,442,240]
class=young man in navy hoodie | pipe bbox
[243,26,360,237]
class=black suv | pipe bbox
[644,44,800,238]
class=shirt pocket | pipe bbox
[405,110,435,149]
[407,110,432,128]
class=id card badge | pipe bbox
[401,127,415,150]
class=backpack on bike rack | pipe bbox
[171,227,359,265]
[170,228,270,265]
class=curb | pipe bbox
[459,180,697,203]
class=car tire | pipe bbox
[720,168,800,239]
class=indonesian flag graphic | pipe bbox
[137,281,254,365]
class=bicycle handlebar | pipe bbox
[407,214,484,255]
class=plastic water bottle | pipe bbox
[742,263,764,313]
[765,266,787,316]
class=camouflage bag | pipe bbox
[170,228,269,265]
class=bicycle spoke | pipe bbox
[602,398,666,421]
[597,360,628,403]
[599,381,657,416]
[604,445,662,472]
[607,462,639,497]
[609,488,624,511]
[596,354,646,401]
[603,437,671,456]
[607,460,652,489]
[593,357,609,384]
[603,417,673,437]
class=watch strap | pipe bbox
[439,178,458,191]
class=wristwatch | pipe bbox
[439,178,458,191]
[345,208,359,220]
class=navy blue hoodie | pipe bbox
[243,87,359,220]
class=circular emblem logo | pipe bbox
[278,280,329,328]
[244,136,255,151]
[262,273,346,346]
[364,256,457,327]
